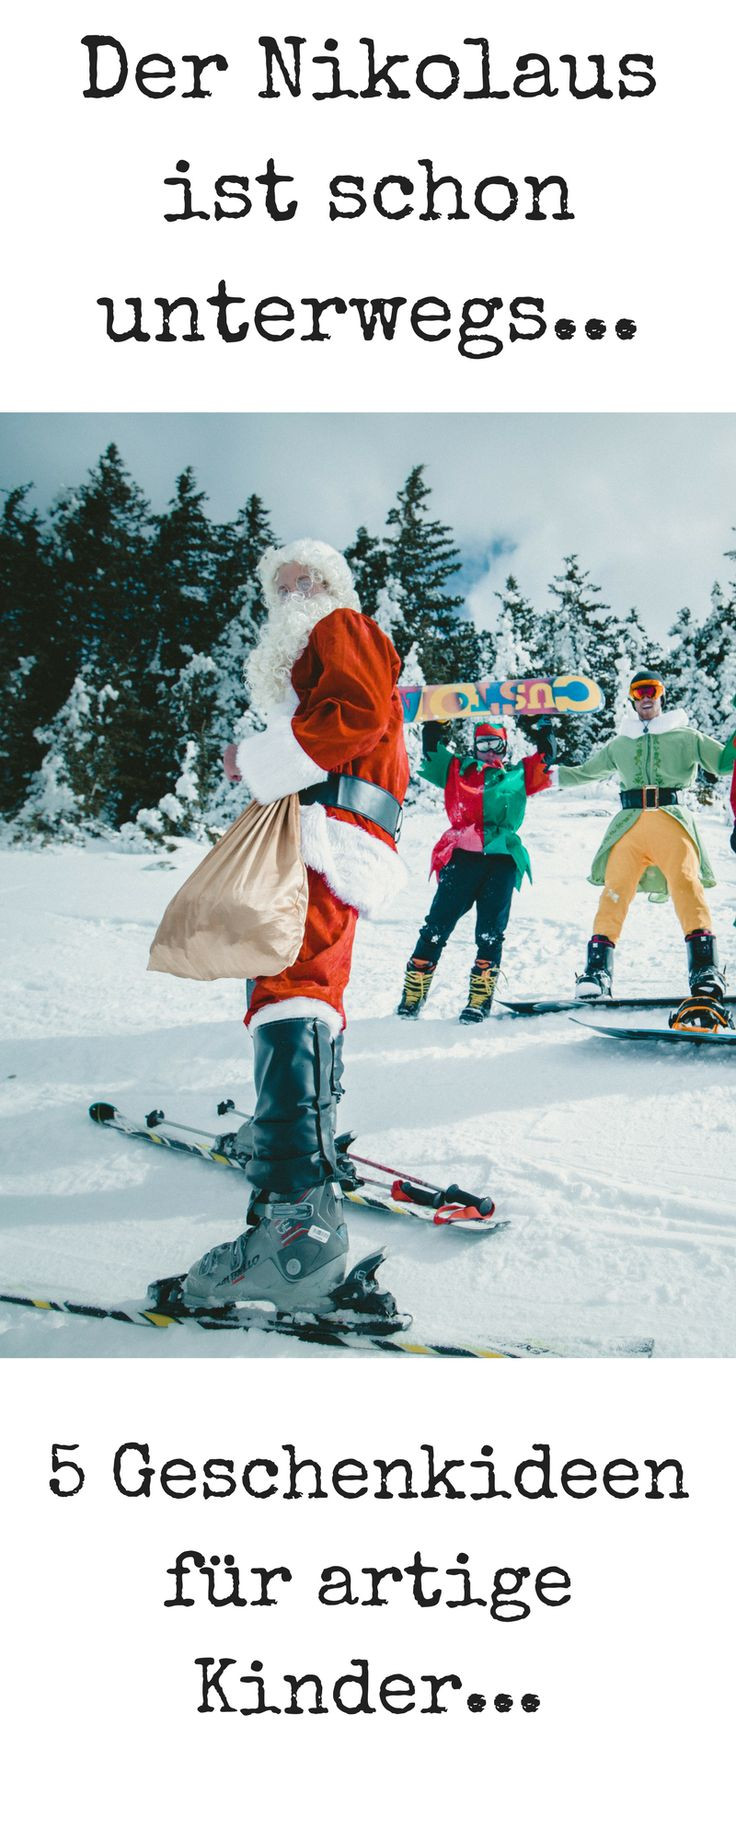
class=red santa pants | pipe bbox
[245,868,358,1033]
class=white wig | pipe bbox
[258,539,361,616]
[247,539,361,710]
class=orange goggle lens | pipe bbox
[630,681,664,701]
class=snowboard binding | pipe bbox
[669,996,734,1035]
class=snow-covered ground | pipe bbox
[2,787,735,1357]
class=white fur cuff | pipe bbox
[300,804,408,918]
[235,710,328,802]
[248,998,343,1036]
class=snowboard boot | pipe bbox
[181,1019,348,1313]
[670,932,732,1033]
[685,930,726,1000]
[397,957,437,1018]
[459,959,500,1024]
[575,935,614,999]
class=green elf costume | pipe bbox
[397,720,553,1023]
[556,670,736,1017]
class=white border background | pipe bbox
[2,5,735,1834]
[2,0,735,410]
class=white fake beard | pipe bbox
[246,590,337,711]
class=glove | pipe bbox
[730,822,736,854]
[422,719,447,757]
[535,722,558,767]
[223,742,243,784]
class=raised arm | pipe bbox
[558,740,618,788]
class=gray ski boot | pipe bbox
[182,1018,348,1312]
[181,1178,348,1312]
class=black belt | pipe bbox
[620,788,679,809]
[300,773,403,840]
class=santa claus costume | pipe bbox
[178,539,409,1316]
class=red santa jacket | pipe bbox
[236,607,409,917]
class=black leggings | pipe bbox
[412,849,517,964]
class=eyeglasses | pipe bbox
[630,681,664,701]
[276,573,316,600]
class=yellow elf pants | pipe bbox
[593,810,713,942]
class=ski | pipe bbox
[399,672,602,725]
[572,1017,736,1048]
[88,1103,506,1234]
[0,1289,654,1359]
[499,995,736,1017]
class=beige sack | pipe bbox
[148,796,308,980]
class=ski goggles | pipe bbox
[475,731,508,759]
[629,678,664,702]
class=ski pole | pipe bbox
[146,1109,218,1140]
[218,1102,495,1220]
[389,1178,496,1222]
[338,1138,495,1215]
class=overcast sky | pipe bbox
[2,414,734,644]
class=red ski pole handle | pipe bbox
[391,1179,495,1221]
[391,1179,445,1210]
[444,1183,495,1216]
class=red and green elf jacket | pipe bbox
[420,741,551,886]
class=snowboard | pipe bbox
[499,995,736,1017]
[571,1017,736,1048]
[399,672,602,725]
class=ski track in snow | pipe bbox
[1,788,735,1358]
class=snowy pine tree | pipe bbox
[373,573,405,643]
[0,486,58,814]
[43,445,157,824]
[131,655,220,846]
[9,673,121,842]
[48,445,155,682]
[150,468,222,665]
[384,466,475,681]
[344,526,389,615]
[692,540,736,732]
[541,556,616,758]
[666,606,703,719]
[400,640,436,808]
[202,496,277,828]
[609,607,657,730]
[213,494,277,636]
[489,574,538,679]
